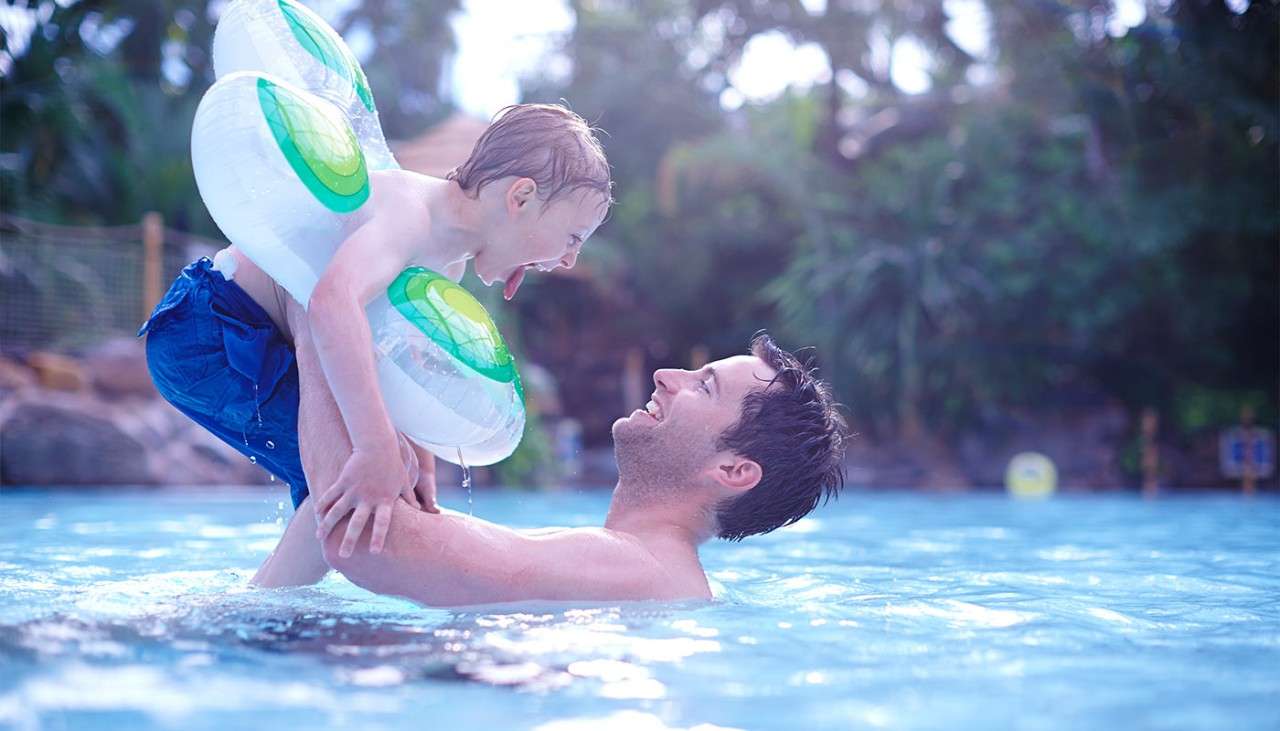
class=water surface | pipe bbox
[1,488,1277,730]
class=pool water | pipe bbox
[0,488,1276,730]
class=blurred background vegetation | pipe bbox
[2,0,1276,487]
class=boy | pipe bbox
[141,103,612,558]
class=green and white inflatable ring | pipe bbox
[191,0,524,466]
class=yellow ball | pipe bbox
[1005,452,1057,499]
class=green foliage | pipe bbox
[527,0,1278,441]
[4,0,1276,455]
[1,0,457,229]
[492,404,556,488]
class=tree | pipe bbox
[521,0,1278,446]
[0,0,459,227]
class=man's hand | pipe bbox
[314,444,408,557]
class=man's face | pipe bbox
[611,354,778,493]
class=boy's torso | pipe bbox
[220,246,296,342]
[221,172,466,343]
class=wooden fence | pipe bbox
[0,213,223,350]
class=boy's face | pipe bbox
[476,180,608,300]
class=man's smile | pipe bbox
[644,397,665,422]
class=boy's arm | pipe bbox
[307,209,417,555]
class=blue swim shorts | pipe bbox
[139,257,310,508]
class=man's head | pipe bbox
[611,333,848,540]
[451,103,613,300]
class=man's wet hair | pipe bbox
[714,332,849,541]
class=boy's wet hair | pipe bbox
[447,103,613,208]
[713,332,849,541]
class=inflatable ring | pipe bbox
[191,0,524,466]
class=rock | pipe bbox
[144,400,270,486]
[0,389,272,486]
[1,398,151,484]
[25,351,87,392]
[85,337,155,399]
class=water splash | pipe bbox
[457,447,472,516]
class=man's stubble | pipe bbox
[611,418,717,507]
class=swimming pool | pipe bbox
[1,487,1276,730]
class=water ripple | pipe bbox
[0,489,1276,731]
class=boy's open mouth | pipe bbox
[503,265,529,301]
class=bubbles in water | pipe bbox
[249,456,257,464]
[266,440,276,450]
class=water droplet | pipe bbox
[269,474,276,482]
[457,447,473,516]
[253,384,264,427]
[266,440,276,450]
[249,455,258,464]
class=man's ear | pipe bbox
[506,177,538,214]
[711,455,762,494]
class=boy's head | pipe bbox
[450,103,613,300]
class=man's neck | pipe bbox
[602,482,713,549]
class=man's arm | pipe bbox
[285,297,675,607]
[322,505,670,606]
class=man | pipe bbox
[252,302,848,605]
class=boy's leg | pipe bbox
[142,257,309,502]
[252,300,354,586]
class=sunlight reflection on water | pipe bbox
[0,488,1277,731]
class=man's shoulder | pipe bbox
[518,526,575,537]
[518,525,654,570]
[523,525,649,555]
[518,526,711,602]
